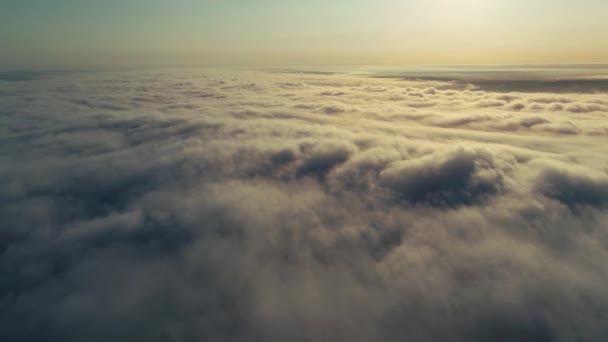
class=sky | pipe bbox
[1,0,608,70]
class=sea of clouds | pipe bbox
[1,68,608,341]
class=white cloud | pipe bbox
[1,69,608,341]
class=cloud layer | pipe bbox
[1,69,608,341]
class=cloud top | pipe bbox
[1,69,608,341]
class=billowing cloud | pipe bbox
[1,69,608,342]
[379,147,508,207]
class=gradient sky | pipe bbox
[1,0,607,70]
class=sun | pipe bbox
[437,0,491,9]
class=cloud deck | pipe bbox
[1,69,608,341]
